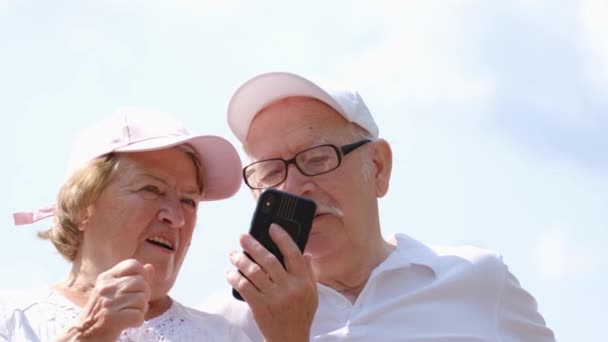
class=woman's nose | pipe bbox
[157,196,185,228]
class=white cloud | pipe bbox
[534,229,600,280]
[580,0,608,90]
[111,0,242,11]
[336,1,495,119]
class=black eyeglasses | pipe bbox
[243,139,372,190]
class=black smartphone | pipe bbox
[232,189,317,301]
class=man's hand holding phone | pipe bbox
[226,189,318,342]
[228,225,318,342]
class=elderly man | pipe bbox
[215,72,555,341]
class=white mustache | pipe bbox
[315,203,344,218]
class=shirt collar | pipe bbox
[376,233,440,276]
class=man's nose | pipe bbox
[280,164,314,196]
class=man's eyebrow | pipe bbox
[263,138,331,160]
[300,137,331,149]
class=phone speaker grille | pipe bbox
[277,195,297,220]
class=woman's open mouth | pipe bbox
[146,236,174,251]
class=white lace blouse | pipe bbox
[0,288,251,341]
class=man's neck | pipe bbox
[315,238,395,304]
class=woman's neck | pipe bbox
[54,267,97,307]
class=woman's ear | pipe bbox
[77,206,94,231]
[371,139,392,198]
[77,219,87,232]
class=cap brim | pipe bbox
[116,135,242,201]
[227,72,346,143]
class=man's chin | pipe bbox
[304,234,331,256]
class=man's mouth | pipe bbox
[314,203,344,219]
[146,236,174,251]
[314,210,335,219]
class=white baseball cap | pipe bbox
[14,107,242,225]
[227,72,379,143]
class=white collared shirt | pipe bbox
[204,234,555,342]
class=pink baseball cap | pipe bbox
[13,107,242,226]
[227,72,379,143]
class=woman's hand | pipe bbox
[56,259,154,341]
[228,225,318,342]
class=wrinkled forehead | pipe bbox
[245,97,353,160]
[255,96,351,131]
[111,148,202,191]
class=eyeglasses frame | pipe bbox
[243,138,372,190]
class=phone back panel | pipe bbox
[232,189,316,301]
[250,189,316,264]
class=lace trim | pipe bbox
[44,290,215,341]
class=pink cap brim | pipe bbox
[116,134,242,201]
[13,134,242,226]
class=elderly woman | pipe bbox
[0,108,316,341]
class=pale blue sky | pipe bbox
[1,1,606,341]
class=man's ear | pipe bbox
[371,139,392,198]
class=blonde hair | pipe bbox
[176,144,204,195]
[39,144,203,262]
[39,154,119,261]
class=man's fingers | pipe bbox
[240,233,286,283]
[230,248,278,295]
[269,225,306,275]
[303,253,317,283]
[226,269,263,303]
